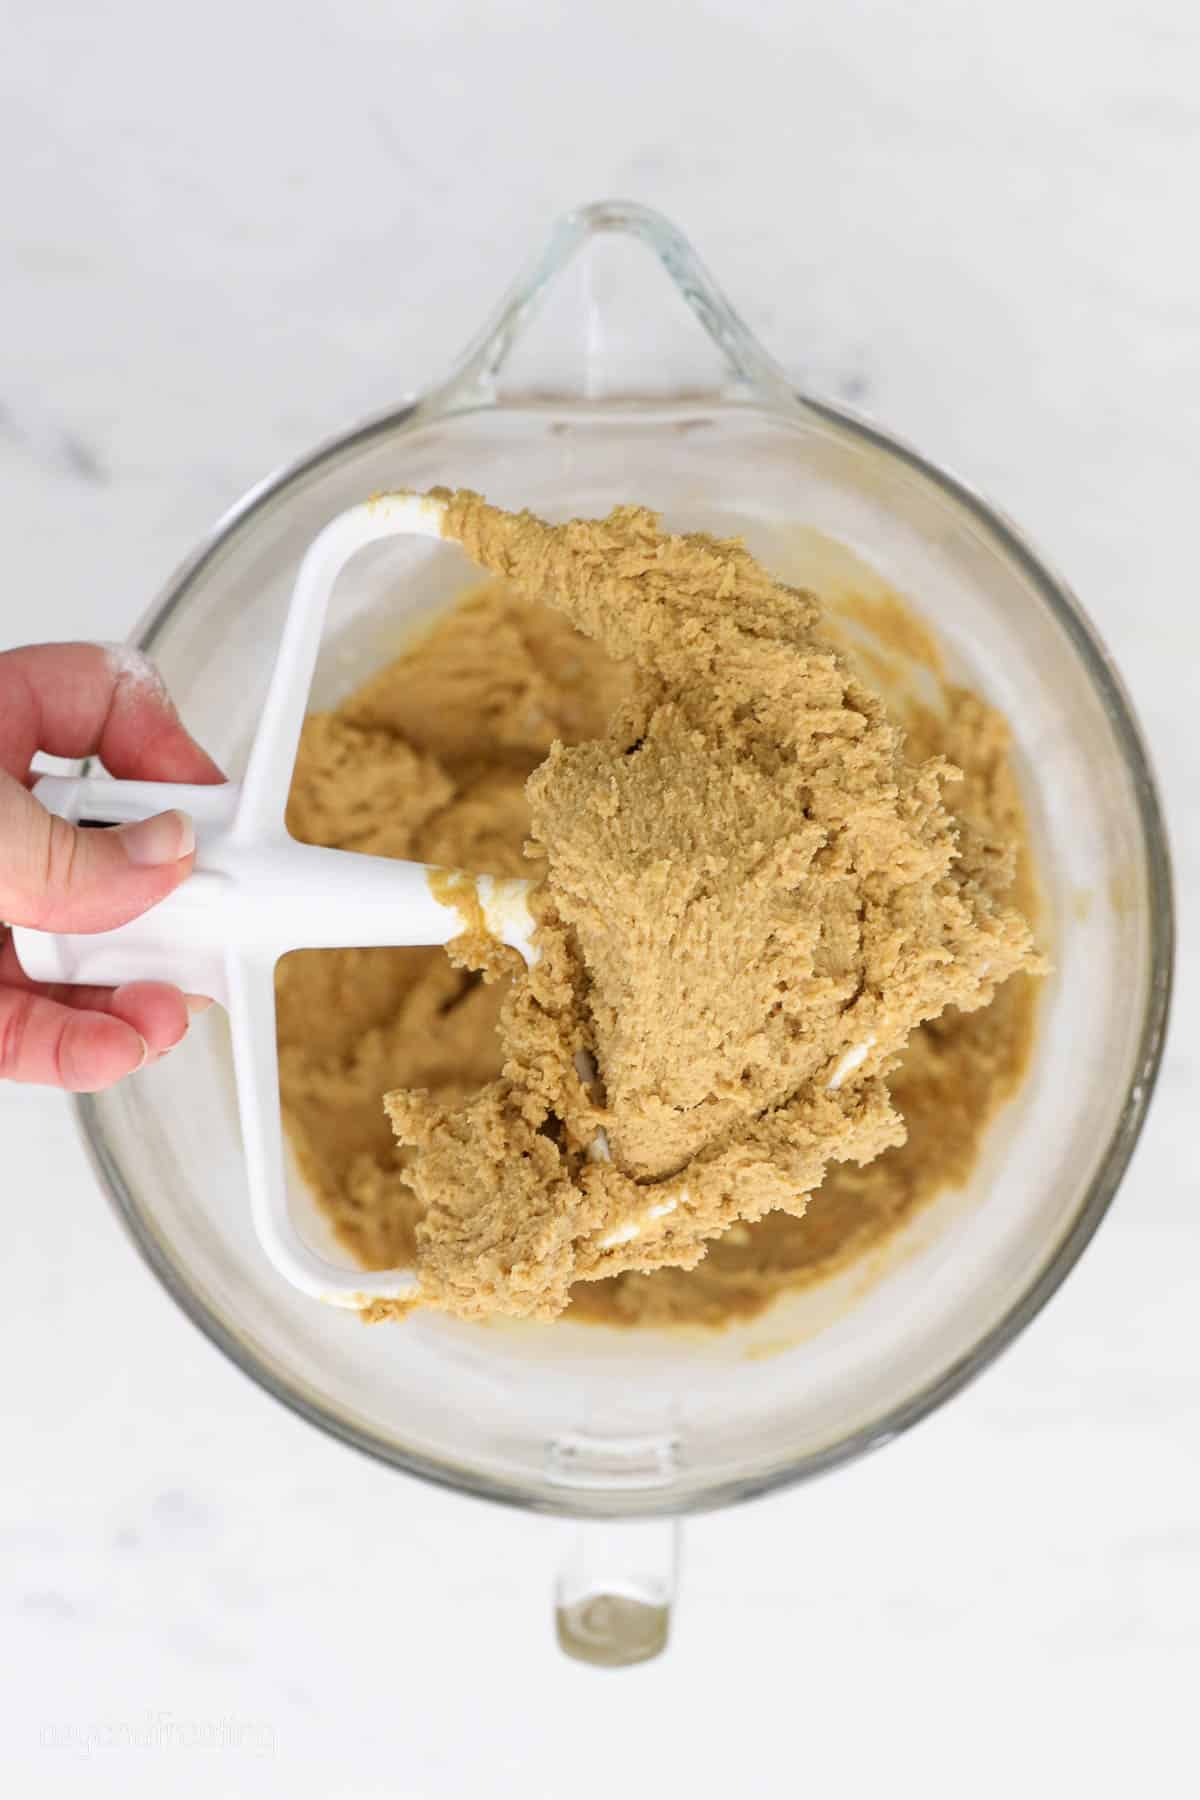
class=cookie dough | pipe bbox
[282,495,1039,1322]
[278,551,1039,1329]
[571,677,1040,1325]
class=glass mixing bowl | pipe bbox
[78,203,1171,1655]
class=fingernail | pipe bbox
[118,810,195,867]
[185,994,214,1015]
[133,1033,150,1073]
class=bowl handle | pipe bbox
[554,1517,681,1667]
[429,198,808,416]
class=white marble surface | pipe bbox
[2,2,1198,1794]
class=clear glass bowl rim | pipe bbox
[73,222,1174,1517]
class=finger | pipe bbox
[0,769,199,932]
[0,641,225,783]
[0,938,217,1032]
[0,986,148,1090]
[88,981,192,1057]
[1,928,211,1056]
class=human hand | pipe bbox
[0,642,225,1090]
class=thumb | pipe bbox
[0,771,196,933]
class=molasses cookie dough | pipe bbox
[571,680,1040,1326]
[278,551,1039,1329]
[364,494,1039,1320]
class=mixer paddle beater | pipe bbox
[12,493,535,1307]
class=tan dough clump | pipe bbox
[572,661,1041,1326]
[379,494,1040,1321]
[276,569,1040,1331]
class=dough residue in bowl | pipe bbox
[279,496,1042,1324]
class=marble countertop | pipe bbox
[3,2,1197,1795]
